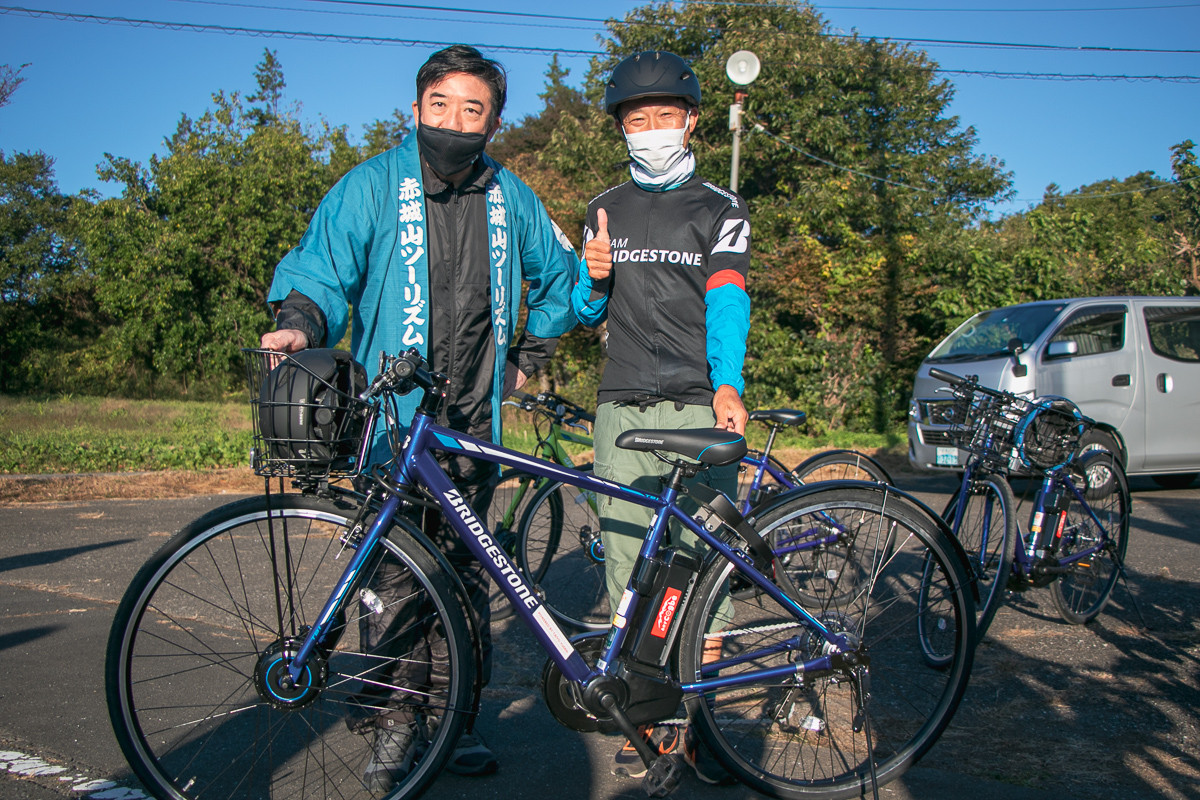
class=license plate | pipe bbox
[936,447,959,467]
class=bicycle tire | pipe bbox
[1049,451,1131,624]
[933,473,1016,649]
[791,450,892,485]
[679,485,975,799]
[517,466,609,631]
[487,469,540,623]
[106,493,474,800]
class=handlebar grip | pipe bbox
[928,367,963,385]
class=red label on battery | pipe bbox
[652,588,682,638]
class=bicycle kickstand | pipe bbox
[1113,547,1152,632]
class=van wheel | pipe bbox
[1077,429,1120,497]
[1151,473,1198,490]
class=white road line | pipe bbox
[0,750,149,798]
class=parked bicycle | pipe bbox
[106,347,975,800]
[514,404,893,631]
[916,367,1131,666]
[485,391,596,621]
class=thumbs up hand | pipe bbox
[583,208,613,281]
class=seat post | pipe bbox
[664,460,691,492]
[763,421,780,456]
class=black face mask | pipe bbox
[416,123,488,178]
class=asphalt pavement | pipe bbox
[1,470,1197,800]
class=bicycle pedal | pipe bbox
[642,753,684,797]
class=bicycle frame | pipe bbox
[738,451,794,516]
[947,445,1113,583]
[1017,469,1110,571]
[286,407,847,698]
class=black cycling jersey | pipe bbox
[580,174,751,406]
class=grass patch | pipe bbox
[1,395,254,474]
[1,395,906,475]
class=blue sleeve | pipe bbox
[266,166,379,346]
[571,217,610,327]
[705,283,750,394]
[571,253,609,326]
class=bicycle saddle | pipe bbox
[615,428,747,466]
[748,409,806,427]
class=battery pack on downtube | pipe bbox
[624,548,702,669]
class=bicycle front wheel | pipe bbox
[935,473,1016,646]
[106,493,475,800]
[517,467,609,631]
[679,485,975,799]
[1050,451,1131,624]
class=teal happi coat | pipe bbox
[267,134,577,458]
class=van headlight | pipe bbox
[908,398,921,421]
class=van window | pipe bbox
[1144,305,1200,363]
[1046,305,1126,359]
[927,303,1066,362]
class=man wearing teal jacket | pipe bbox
[262,45,576,791]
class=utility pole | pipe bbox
[724,50,760,195]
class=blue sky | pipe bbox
[1,0,1197,217]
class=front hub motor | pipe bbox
[253,638,328,710]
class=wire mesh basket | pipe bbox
[944,387,1027,472]
[243,348,376,480]
[945,382,1086,474]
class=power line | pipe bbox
[167,0,605,32]
[718,1,1200,12]
[751,116,1199,204]
[181,0,1200,55]
[0,5,605,56]
[5,4,1199,82]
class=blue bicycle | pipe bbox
[916,367,1131,666]
[106,348,975,800]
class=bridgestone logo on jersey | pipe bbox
[613,248,704,266]
[445,488,538,610]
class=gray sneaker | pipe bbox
[363,723,417,793]
[445,731,499,776]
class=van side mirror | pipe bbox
[1007,337,1028,378]
[1046,340,1079,359]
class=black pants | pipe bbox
[354,452,497,730]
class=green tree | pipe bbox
[536,0,1011,430]
[0,150,95,392]
[361,109,412,160]
[73,53,334,396]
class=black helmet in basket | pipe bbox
[604,50,700,118]
[258,349,369,470]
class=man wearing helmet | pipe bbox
[573,50,750,784]
[261,45,576,791]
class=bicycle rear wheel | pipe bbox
[791,450,892,485]
[517,467,608,631]
[106,493,474,800]
[1050,451,1131,624]
[679,485,974,799]
[932,473,1015,648]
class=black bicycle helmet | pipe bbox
[604,50,700,118]
[259,348,368,469]
[1016,397,1085,472]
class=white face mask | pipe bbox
[624,118,690,176]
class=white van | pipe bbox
[907,296,1200,488]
